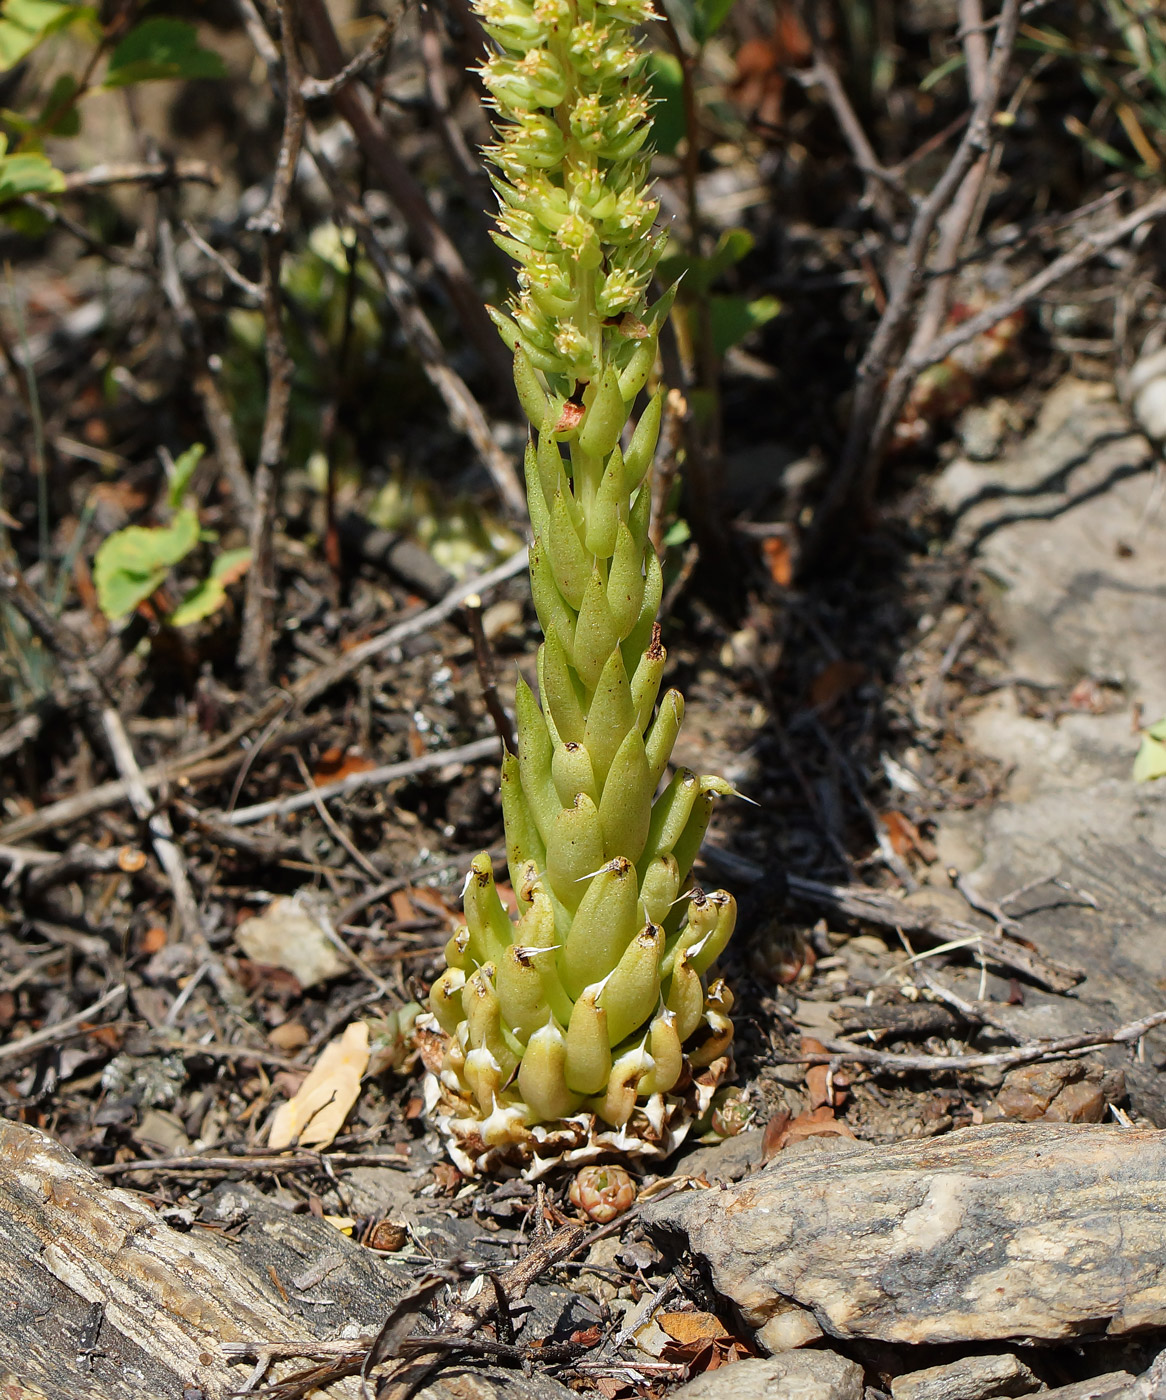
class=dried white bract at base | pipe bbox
[419,1012,733,1177]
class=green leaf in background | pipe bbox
[646,52,685,157]
[1133,727,1166,783]
[168,547,251,627]
[0,139,65,203]
[709,293,780,355]
[166,442,205,509]
[93,508,200,619]
[103,17,226,88]
[0,0,93,71]
[691,0,735,45]
[659,227,756,297]
[2,73,81,139]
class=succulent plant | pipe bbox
[423,0,738,1173]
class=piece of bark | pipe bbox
[644,1123,1166,1348]
[0,1120,572,1400]
[891,1354,1043,1400]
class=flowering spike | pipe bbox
[424,0,738,1170]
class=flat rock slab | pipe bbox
[669,1352,864,1400]
[644,1123,1166,1350]
[891,1354,1042,1400]
[935,778,1166,1125]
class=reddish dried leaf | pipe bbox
[569,1325,603,1348]
[761,1109,791,1162]
[390,890,418,924]
[139,926,167,955]
[880,810,920,859]
[554,400,585,434]
[769,1107,857,1155]
[760,535,793,587]
[313,746,376,783]
[800,1035,833,1110]
[809,659,867,711]
[658,1312,730,1345]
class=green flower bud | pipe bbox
[607,522,647,638]
[664,946,705,1041]
[623,388,663,490]
[598,728,652,862]
[639,1012,683,1095]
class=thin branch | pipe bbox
[300,13,398,98]
[62,158,220,191]
[296,0,514,395]
[292,544,528,709]
[782,1008,1166,1075]
[464,593,517,752]
[302,128,526,516]
[238,0,308,696]
[220,734,500,827]
[157,214,256,526]
[0,984,126,1065]
[897,186,1166,380]
[807,0,1021,548]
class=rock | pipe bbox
[891,1354,1043,1400]
[671,1128,766,1184]
[932,380,1163,799]
[957,400,1011,461]
[643,1123,1166,1348]
[235,894,348,989]
[0,1119,578,1400]
[1126,345,1166,440]
[670,1351,864,1400]
[952,779,1166,1124]
[989,1060,1122,1125]
[1039,1377,1134,1400]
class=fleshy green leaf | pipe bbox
[1133,732,1166,783]
[1147,716,1166,742]
[167,442,205,509]
[0,0,93,71]
[93,508,201,620]
[103,17,226,88]
[709,293,780,355]
[646,52,685,157]
[167,548,250,627]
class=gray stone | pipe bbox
[670,1352,864,1400]
[1037,1377,1134,1400]
[644,1123,1166,1348]
[954,778,1166,1124]
[891,1354,1043,1400]
[671,1128,766,1184]
[933,379,1164,799]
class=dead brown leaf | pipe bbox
[809,659,867,712]
[269,1021,370,1149]
[658,1312,731,1346]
